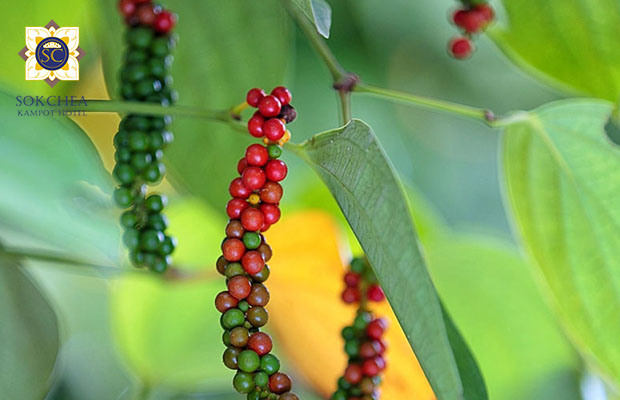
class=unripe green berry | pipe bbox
[260,354,280,375]
[233,371,254,394]
[254,371,269,388]
[125,49,148,64]
[247,391,261,400]
[223,347,240,369]
[115,148,132,163]
[140,229,164,251]
[225,262,245,279]
[120,210,138,229]
[337,377,351,390]
[238,350,260,372]
[127,27,153,49]
[145,194,166,212]
[114,187,135,207]
[331,389,347,400]
[122,229,140,249]
[243,232,261,250]
[350,258,365,273]
[267,144,282,159]
[147,213,168,231]
[341,326,356,340]
[151,256,169,273]
[238,300,250,312]
[223,330,231,346]
[150,36,173,57]
[353,312,372,331]
[221,309,245,329]
[126,64,148,82]
[126,116,150,131]
[113,130,130,148]
[159,236,176,255]
[142,162,165,183]
[251,264,270,283]
[129,250,145,267]
[128,131,149,151]
[130,152,152,171]
[113,164,136,185]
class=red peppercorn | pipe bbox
[241,207,265,231]
[237,158,248,175]
[259,204,280,225]
[341,287,360,304]
[477,4,494,22]
[449,37,473,60]
[269,372,292,394]
[367,284,385,302]
[136,4,159,25]
[344,364,363,384]
[265,160,287,182]
[246,88,266,108]
[247,332,273,356]
[229,177,252,199]
[344,271,361,287]
[366,318,388,340]
[153,10,176,34]
[226,220,245,238]
[118,0,137,17]
[222,238,245,262]
[263,118,286,141]
[260,221,272,232]
[271,86,292,106]
[242,166,266,190]
[258,95,282,118]
[228,275,252,300]
[359,341,380,358]
[375,338,387,354]
[245,144,269,167]
[215,291,239,313]
[453,9,485,33]
[241,250,265,274]
[260,181,283,204]
[248,112,265,138]
[362,358,380,377]
[247,283,270,306]
[226,198,249,219]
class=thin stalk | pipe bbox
[339,91,352,123]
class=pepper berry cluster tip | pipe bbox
[448,0,495,59]
[216,87,299,400]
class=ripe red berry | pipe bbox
[265,160,287,182]
[366,318,388,340]
[367,284,385,302]
[222,238,245,262]
[136,4,159,25]
[344,272,361,287]
[215,291,239,313]
[269,373,292,394]
[476,4,495,23]
[118,0,137,17]
[260,221,272,233]
[263,118,286,141]
[259,181,283,204]
[248,112,265,138]
[241,207,265,231]
[258,95,282,118]
[153,10,176,34]
[229,177,251,199]
[246,88,266,108]
[245,144,269,167]
[341,287,360,304]
[237,158,248,174]
[242,166,266,190]
[241,250,265,274]
[271,86,292,106]
[362,358,380,377]
[375,338,387,354]
[226,220,245,238]
[453,9,485,33]
[344,364,363,384]
[228,275,252,300]
[359,340,381,358]
[259,204,280,225]
[247,332,273,356]
[226,198,249,219]
[449,37,473,60]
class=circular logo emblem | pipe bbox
[35,37,69,71]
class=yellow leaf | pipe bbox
[265,211,436,399]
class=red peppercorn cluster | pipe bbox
[448,1,495,59]
[118,0,177,33]
[332,258,388,400]
[216,87,299,400]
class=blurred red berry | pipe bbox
[367,284,385,302]
[258,95,282,117]
[153,10,176,33]
[449,36,473,59]
[246,88,266,107]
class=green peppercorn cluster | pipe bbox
[332,258,388,400]
[112,3,177,273]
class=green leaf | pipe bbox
[0,89,119,263]
[0,260,59,399]
[98,0,291,210]
[289,119,487,400]
[489,1,620,100]
[501,99,620,388]
[291,0,332,38]
[428,236,581,400]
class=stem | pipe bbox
[339,91,352,123]
[282,0,347,82]
[355,83,499,127]
[0,246,124,274]
[56,100,246,132]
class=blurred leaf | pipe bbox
[501,99,620,388]
[490,1,620,100]
[291,0,332,38]
[265,211,435,399]
[98,0,291,210]
[288,119,486,400]
[428,236,581,400]
[0,260,59,399]
[0,89,119,263]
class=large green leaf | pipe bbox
[490,0,620,100]
[0,89,119,263]
[98,0,291,210]
[0,259,59,399]
[288,119,487,400]
[290,0,332,38]
[501,99,620,388]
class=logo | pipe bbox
[18,20,84,87]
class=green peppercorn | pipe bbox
[150,36,172,57]
[223,347,240,370]
[350,386,363,396]
[254,371,269,388]
[345,340,360,357]
[159,236,176,255]
[125,49,148,64]
[353,312,372,331]
[243,232,261,250]
[225,262,245,279]
[120,210,138,229]
[247,390,261,400]
[126,64,148,82]
[115,148,132,163]
[140,229,164,251]
[341,326,356,340]
[150,116,167,130]
[113,164,136,185]
[246,307,268,327]
[122,229,140,249]
[129,250,145,267]
[238,300,250,313]
[337,377,351,390]
[128,131,149,151]
[331,389,347,400]
[238,350,260,372]
[251,264,270,283]
[127,27,153,49]
[147,213,168,231]
[350,258,365,273]
[113,130,130,148]
[142,252,158,268]
[260,354,280,375]
[126,116,150,131]
[267,144,282,159]
[148,130,165,150]
[121,83,135,100]
[142,162,165,183]
[130,152,152,171]
[221,309,245,329]
[151,256,169,273]
[233,371,254,394]
[114,186,135,207]
[148,58,167,78]
[223,330,231,346]
[135,79,158,98]
[145,194,166,212]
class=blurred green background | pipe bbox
[1,0,615,399]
